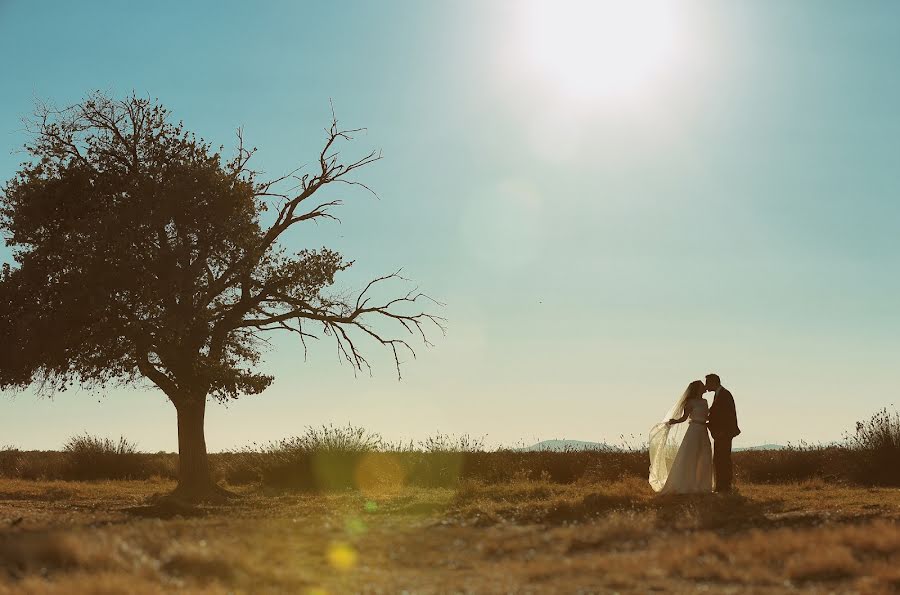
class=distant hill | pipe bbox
[517,440,786,452]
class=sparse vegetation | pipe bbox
[1,409,898,489]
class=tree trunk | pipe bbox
[172,397,216,499]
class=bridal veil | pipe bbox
[648,386,690,492]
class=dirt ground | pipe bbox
[0,478,898,593]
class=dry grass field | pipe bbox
[0,477,898,594]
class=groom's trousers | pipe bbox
[713,437,733,492]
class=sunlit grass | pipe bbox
[0,478,896,593]
[0,412,897,591]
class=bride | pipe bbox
[648,380,713,494]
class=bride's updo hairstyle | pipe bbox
[686,380,705,399]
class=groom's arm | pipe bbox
[707,401,718,431]
[727,392,740,434]
[723,392,736,419]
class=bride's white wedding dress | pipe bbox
[648,398,713,494]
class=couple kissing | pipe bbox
[648,373,740,495]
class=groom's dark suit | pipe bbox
[707,386,740,492]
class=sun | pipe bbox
[516,0,683,106]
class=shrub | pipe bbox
[8,451,67,480]
[734,444,852,484]
[221,433,649,490]
[847,407,900,451]
[222,425,384,489]
[734,407,900,486]
[844,407,900,485]
[61,434,147,480]
[283,424,384,452]
[401,434,487,488]
[0,445,20,477]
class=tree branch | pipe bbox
[200,110,381,309]
[233,272,445,379]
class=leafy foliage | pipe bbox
[0,92,442,406]
[2,94,266,397]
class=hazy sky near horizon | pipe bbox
[1,0,899,451]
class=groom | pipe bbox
[705,373,740,493]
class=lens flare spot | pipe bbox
[327,542,358,571]
[344,516,367,536]
[355,452,405,496]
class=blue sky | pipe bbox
[1,0,899,451]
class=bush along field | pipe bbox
[0,410,897,592]
[2,408,900,488]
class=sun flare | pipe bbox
[517,0,683,105]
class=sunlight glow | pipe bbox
[518,0,683,105]
[327,542,358,571]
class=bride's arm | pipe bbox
[668,408,688,425]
